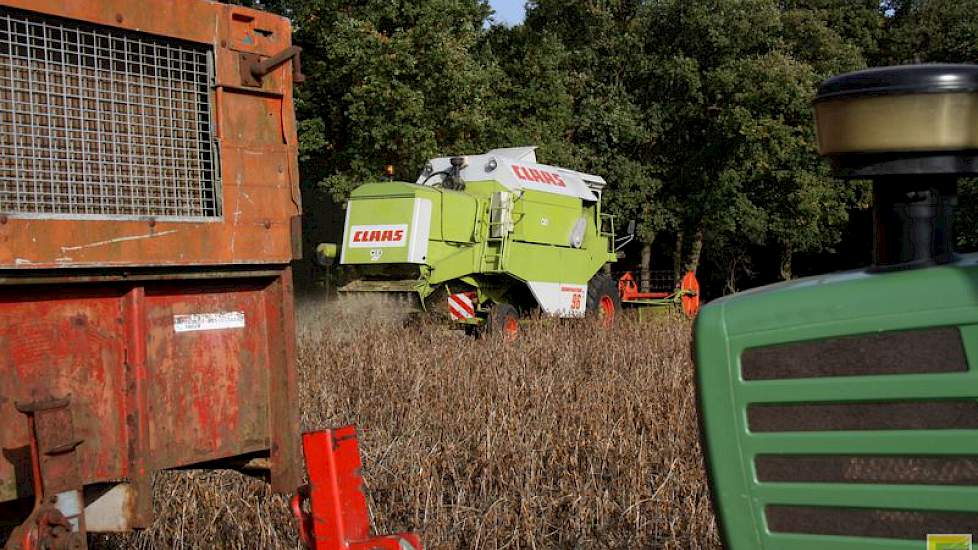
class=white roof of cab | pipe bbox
[418,147,605,201]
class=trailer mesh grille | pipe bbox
[0,8,219,219]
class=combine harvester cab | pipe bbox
[329,147,621,335]
[696,64,978,549]
[0,1,420,549]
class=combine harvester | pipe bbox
[318,148,698,337]
[0,1,420,549]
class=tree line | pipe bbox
[231,0,978,296]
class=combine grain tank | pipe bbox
[696,64,978,548]
[0,0,306,545]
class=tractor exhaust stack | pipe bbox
[815,64,978,269]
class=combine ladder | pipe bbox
[482,192,514,272]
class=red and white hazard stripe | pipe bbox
[448,292,477,320]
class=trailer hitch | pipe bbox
[291,426,422,550]
[5,395,86,550]
[239,45,306,87]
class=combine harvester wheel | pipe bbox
[482,303,521,340]
[587,274,622,327]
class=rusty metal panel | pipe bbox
[144,281,271,466]
[0,0,301,268]
[0,286,129,504]
[0,272,301,509]
[0,1,304,537]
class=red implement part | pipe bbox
[292,427,422,550]
[599,295,616,327]
[680,271,701,318]
[617,272,671,301]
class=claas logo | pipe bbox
[348,224,408,248]
[511,164,567,188]
[353,229,404,243]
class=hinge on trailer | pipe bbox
[239,46,306,87]
[6,395,87,550]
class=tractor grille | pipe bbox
[733,325,978,545]
[756,455,978,485]
[742,326,967,380]
[766,505,978,540]
[0,8,219,220]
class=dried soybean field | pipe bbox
[97,296,720,549]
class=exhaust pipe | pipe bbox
[815,64,978,270]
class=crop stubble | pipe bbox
[96,296,719,549]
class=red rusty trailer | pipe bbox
[0,2,420,549]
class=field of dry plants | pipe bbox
[96,296,719,549]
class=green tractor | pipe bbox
[318,147,629,336]
[696,64,978,549]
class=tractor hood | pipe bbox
[419,147,604,202]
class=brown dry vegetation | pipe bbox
[96,296,719,549]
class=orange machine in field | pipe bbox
[0,2,419,549]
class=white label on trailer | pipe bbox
[173,312,246,333]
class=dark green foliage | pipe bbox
[248,0,976,295]
[881,0,978,64]
[282,0,498,201]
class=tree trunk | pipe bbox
[685,225,705,274]
[639,240,653,293]
[672,229,685,286]
[725,257,740,295]
[779,245,793,281]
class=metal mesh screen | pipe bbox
[0,8,220,220]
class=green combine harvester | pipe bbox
[696,64,978,548]
[318,147,633,336]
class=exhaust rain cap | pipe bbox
[815,64,978,178]
[814,64,978,269]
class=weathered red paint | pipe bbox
[0,274,301,506]
[0,0,302,270]
[0,0,302,541]
[10,397,87,549]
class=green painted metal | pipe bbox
[337,173,617,316]
[695,255,978,549]
[628,297,688,321]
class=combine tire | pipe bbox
[586,274,621,327]
[482,302,520,341]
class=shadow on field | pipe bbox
[94,295,720,549]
